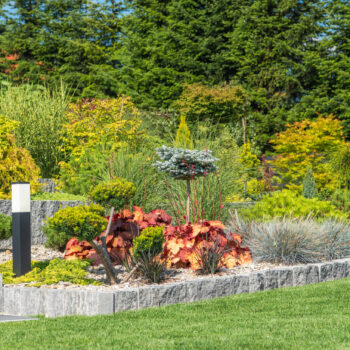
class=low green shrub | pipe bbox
[0,213,11,240]
[240,190,347,221]
[43,204,105,250]
[0,258,100,286]
[90,177,136,210]
[132,226,165,283]
[133,226,164,259]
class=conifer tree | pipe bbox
[302,167,318,199]
[0,0,123,97]
[175,115,193,149]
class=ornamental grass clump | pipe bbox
[319,219,350,260]
[245,218,323,264]
[194,238,228,275]
[228,215,350,265]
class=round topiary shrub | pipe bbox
[43,204,105,250]
[133,226,165,259]
[89,177,136,210]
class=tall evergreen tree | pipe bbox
[289,0,350,139]
[118,0,248,108]
[0,0,123,97]
[227,0,325,149]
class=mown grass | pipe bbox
[1,279,350,349]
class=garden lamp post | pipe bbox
[12,182,31,277]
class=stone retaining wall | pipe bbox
[0,258,349,318]
[0,200,85,248]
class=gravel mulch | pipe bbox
[0,245,282,291]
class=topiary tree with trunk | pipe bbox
[153,146,218,223]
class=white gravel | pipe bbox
[0,245,282,291]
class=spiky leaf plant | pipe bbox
[319,219,350,260]
[242,218,323,264]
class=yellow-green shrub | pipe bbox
[240,190,347,221]
[43,204,105,250]
[90,178,136,210]
[0,115,40,198]
[0,258,100,286]
[133,226,165,259]
[270,115,345,192]
[59,97,144,194]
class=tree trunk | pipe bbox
[242,117,247,144]
[186,179,191,224]
[101,207,114,255]
[90,239,117,285]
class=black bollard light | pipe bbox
[12,182,31,277]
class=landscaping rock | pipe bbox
[319,263,333,282]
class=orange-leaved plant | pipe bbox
[163,221,251,270]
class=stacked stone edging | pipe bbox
[0,200,85,248]
[0,258,349,318]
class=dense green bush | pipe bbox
[43,204,105,250]
[90,177,136,210]
[0,213,11,240]
[0,258,99,286]
[133,226,164,259]
[240,190,347,221]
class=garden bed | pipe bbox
[0,245,349,318]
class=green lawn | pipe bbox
[1,279,350,350]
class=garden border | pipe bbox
[0,258,349,318]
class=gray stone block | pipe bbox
[333,260,348,280]
[232,274,250,294]
[96,292,114,315]
[264,269,279,290]
[215,276,235,297]
[249,272,265,293]
[277,268,293,288]
[293,265,319,286]
[152,283,181,307]
[114,288,138,312]
[196,278,217,301]
[343,259,350,277]
[319,262,333,282]
[138,286,155,309]
[3,287,21,315]
[63,290,83,316]
[45,289,66,318]
[19,287,45,316]
[183,281,199,303]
